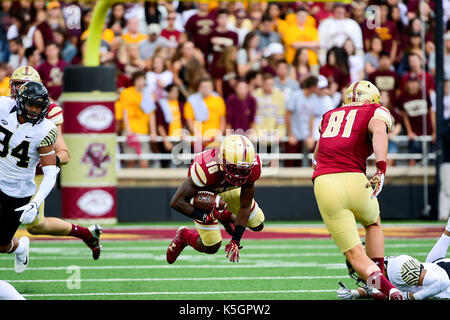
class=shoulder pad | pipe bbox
[372,106,393,132]
[47,103,63,126]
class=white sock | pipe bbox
[426,233,450,263]
[12,240,25,256]
[0,280,25,300]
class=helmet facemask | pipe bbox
[222,160,254,186]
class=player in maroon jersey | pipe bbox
[312,80,403,300]
[166,135,265,263]
[9,66,102,260]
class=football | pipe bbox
[190,191,227,212]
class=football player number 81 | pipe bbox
[322,109,358,139]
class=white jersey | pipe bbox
[0,100,57,198]
[386,255,450,299]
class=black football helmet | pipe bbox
[16,81,50,125]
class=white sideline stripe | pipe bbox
[22,289,336,297]
[0,251,434,261]
[20,242,437,252]
[0,262,345,271]
[9,275,346,283]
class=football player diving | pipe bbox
[166,134,264,263]
[312,80,403,300]
[0,66,102,263]
[338,217,450,300]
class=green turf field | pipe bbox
[0,222,446,300]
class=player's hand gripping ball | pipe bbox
[190,191,226,212]
[190,191,228,224]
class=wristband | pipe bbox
[56,155,61,167]
[376,161,386,174]
[232,225,246,242]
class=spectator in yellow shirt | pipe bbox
[184,77,226,149]
[282,6,320,69]
[115,70,157,168]
[121,17,147,45]
[156,84,185,167]
[0,63,10,96]
[252,73,286,167]
[252,73,286,138]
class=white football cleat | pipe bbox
[14,237,30,274]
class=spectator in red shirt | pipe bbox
[225,78,257,133]
[208,9,238,74]
[310,2,334,26]
[37,41,67,101]
[380,90,403,167]
[319,46,350,92]
[397,74,435,165]
[368,51,400,107]
[161,10,181,47]
[184,2,215,55]
[368,2,400,64]
[213,45,238,99]
[400,52,435,94]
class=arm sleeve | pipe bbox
[39,127,58,148]
[413,270,450,300]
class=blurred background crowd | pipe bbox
[0,0,449,168]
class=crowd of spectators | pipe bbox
[0,0,449,168]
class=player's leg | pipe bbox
[0,280,25,300]
[344,173,385,272]
[27,178,102,259]
[167,222,222,264]
[0,190,31,273]
[219,188,265,234]
[439,163,450,220]
[314,173,402,299]
[425,217,450,263]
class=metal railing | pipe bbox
[115,135,435,162]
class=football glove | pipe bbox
[337,282,361,300]
[15,201,38,224]
[366,161,386,199]
[225,240,242,263]
[202,206,232,224]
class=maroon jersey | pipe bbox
[37,60,68,101]
[188,147,261,193]
[184,13,216,53]
[312,103,392,181]
[397,91,433,136]
[208,29,239,64]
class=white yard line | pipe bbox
[22,289,336,297]
[0,262,346,271]
[8,275,346,283]
[0,251,434,261]
[13,242,437,252]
